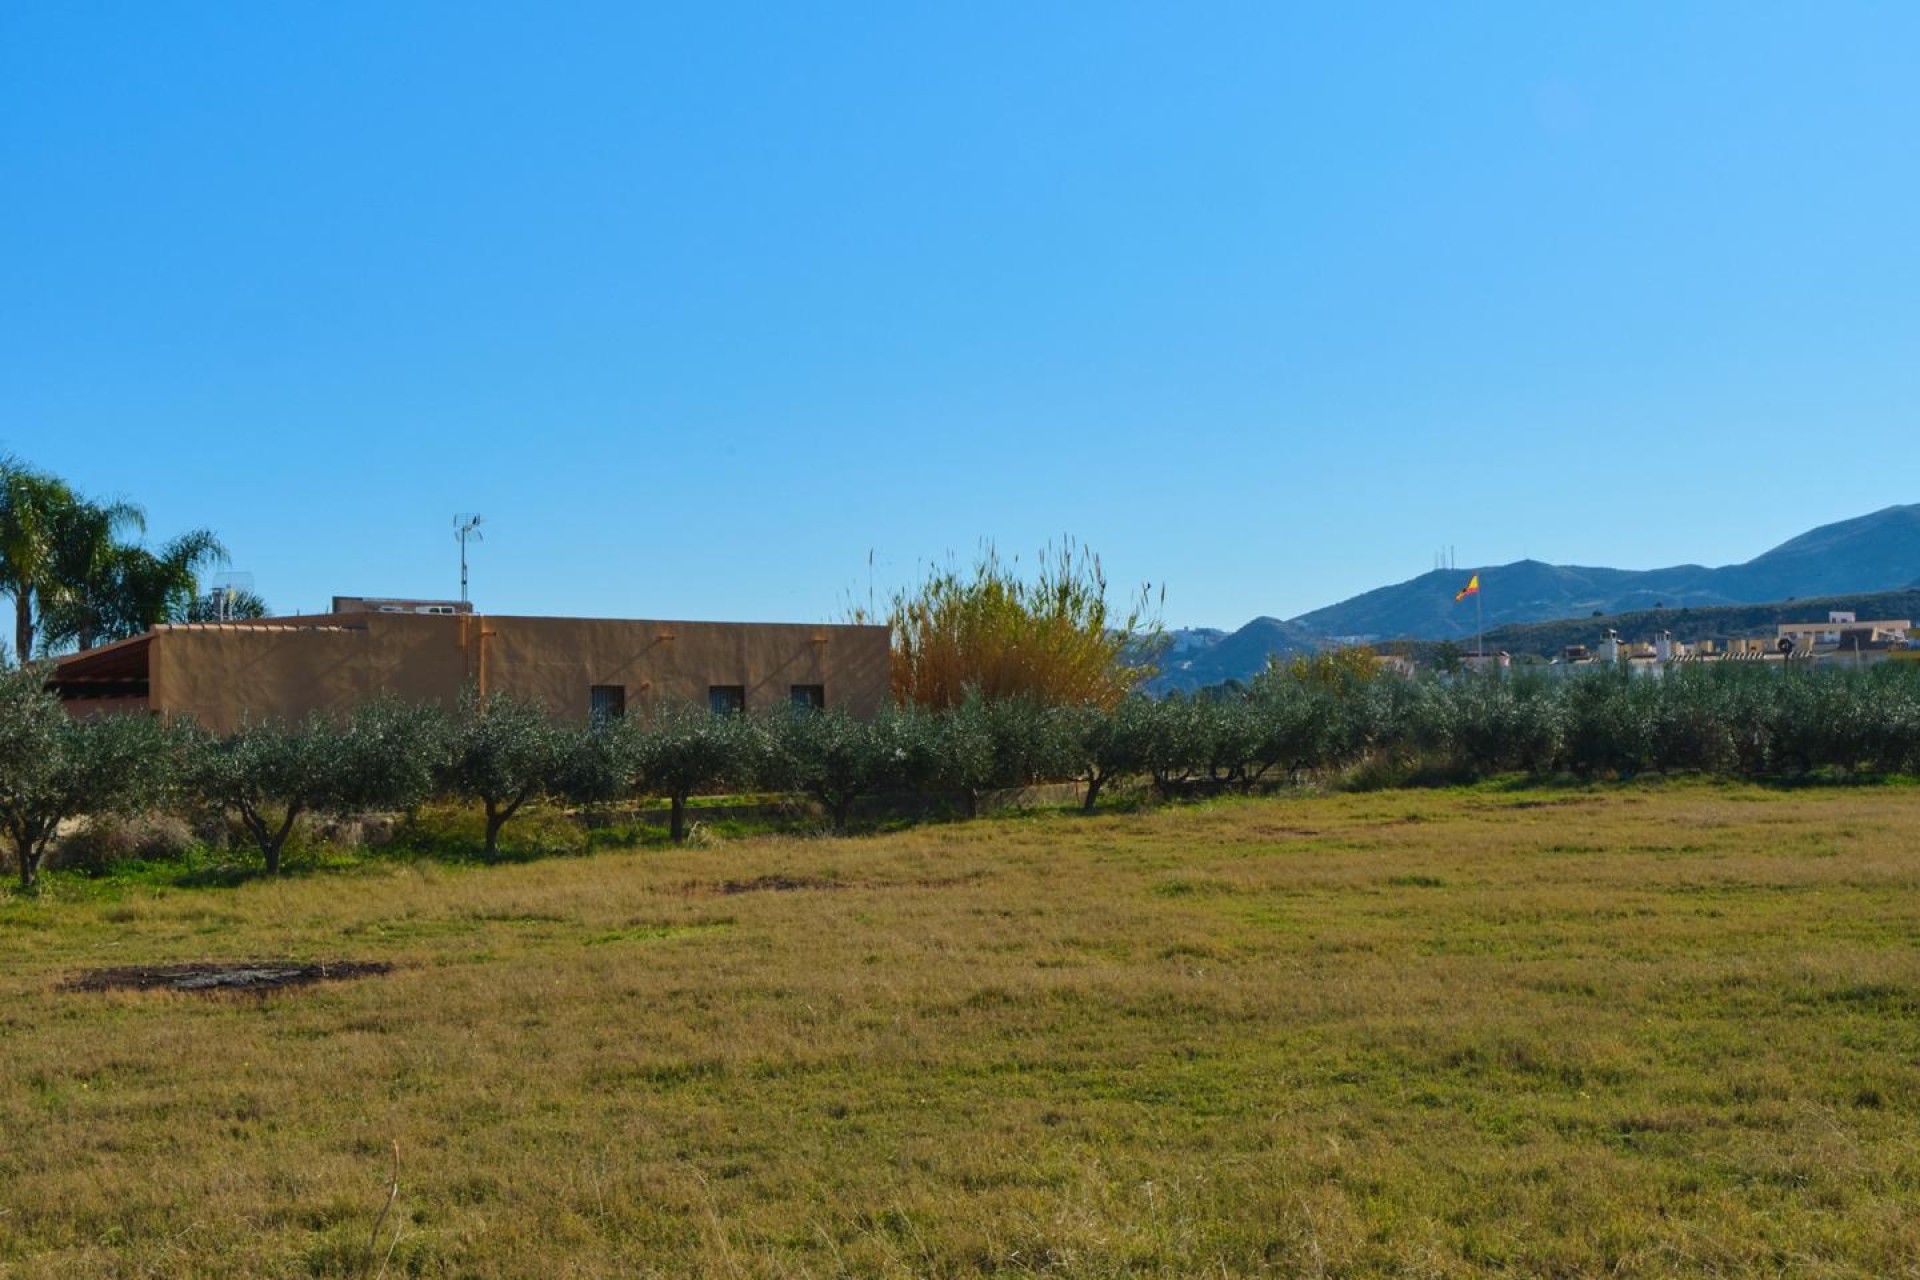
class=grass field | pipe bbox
[4,781,1920,1277]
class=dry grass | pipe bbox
[3,781,1920,1276]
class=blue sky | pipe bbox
[4,4,1916,628]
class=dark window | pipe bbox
[790,684,825,710]
[708,685,746,715]
[589,685,626,727]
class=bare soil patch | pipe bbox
[716,875,842,895]
[64,960,391,994]
[708,873,983,895]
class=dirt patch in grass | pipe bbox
[708,873,984,895]
[63,960,392,994]
[716,875,844,894]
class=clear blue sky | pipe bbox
[5,4,1915,629]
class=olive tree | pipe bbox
[618,703,759,843]
[184,719,329,873]
[1340,672,1448,772]
[921,697,997,818]
[439,691,576,857]
[1190,693,1264,792]
[185,699,444,874]
[1860,666,1920,775]
[1064,697,1153,812]
[1643,666,1736,776]
[1135,695,1211,798]
[1244,673,1343,783]
[329,697,448,817]
[914,695,1083,818]
[977,696,1080,793]
[761,705,923,834]
[1441,672,1563,776]
[0,664,171,888]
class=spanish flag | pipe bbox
[1454,574,1480,603]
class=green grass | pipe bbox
[4,780,1919,1276]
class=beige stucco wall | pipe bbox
[149,613,891,732]
[474,615,889,720]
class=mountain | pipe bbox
[1159,627,1228,657]
[1287,560,1723,641]
[1151,504,1920,693]
[1712,504,1920,600]
[1294,504,1920,641]
[1146,618,1315,694]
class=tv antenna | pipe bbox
[454,514,484,604]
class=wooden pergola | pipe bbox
[48,633,153,712]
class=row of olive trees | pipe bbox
[1139,660,1920,790]
[0,668,1107,888]
[936,659,1920,799]
[9,661,1920,889]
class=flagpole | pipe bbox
[1476,583,1484,661]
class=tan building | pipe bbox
[49,605,892,731]
[1775,614,1911,655]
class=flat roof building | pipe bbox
[49,608,892,732]
[1775,617,1910,652]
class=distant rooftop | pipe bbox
[330,595,473,616]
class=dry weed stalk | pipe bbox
[361,1139,403,1280]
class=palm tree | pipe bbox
[41,529,230,650]
[2,457,237,656]
[39,493,149,652]
[0,458,112,661]
[106,530,230,641]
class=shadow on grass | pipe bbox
[35,768,1911,903]
[1423,768,1919,795]
[163,862,275,889]
[1733,769,1919,791]
[1480,768,1918,793]
[378,839,579,869]
[115,850,369,891]
[17,806,917,901]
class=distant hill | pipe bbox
[1714,505,1920,599]
[1159,627,1228,657]
[1287,559,1719,642]
[1292,505,1920,642]
[1145,617,1316,695]
[1151,504,1920,692]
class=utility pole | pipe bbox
[455,514,484,605]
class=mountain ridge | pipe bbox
[1149,504,1920,693]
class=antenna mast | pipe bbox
[454,514,484,605]
[207,571,255,621]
